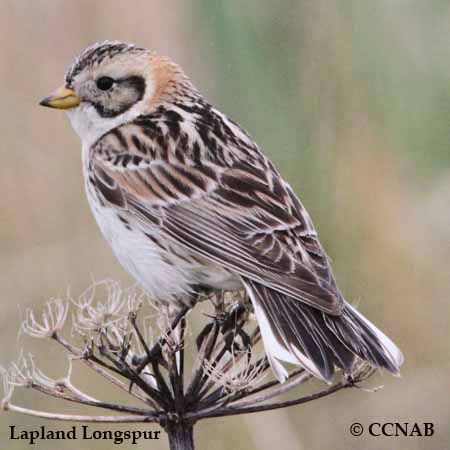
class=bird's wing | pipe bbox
[90,117,344,315]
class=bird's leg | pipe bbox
[234,329,253,362]
[196,290,226,350]
[199,303,251,381]
[133,306,189,375]
[129,297,193,396]
[129,311,166,371]
[220,303,252,357]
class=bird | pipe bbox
[40,41,403,383]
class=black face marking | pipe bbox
[90,75,146,118]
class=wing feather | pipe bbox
[161,201,342,313]
[91,116,344,315]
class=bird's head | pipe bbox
[40,41,191,146]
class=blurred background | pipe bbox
[0,1,449,449]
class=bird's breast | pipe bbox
[83,167,241,303]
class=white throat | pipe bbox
[65,102,142,150]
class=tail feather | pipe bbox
[325,304,404,374]
[243,279,403,383]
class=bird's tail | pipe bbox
[243,279,404,383]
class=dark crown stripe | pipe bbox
[66,41,145,85]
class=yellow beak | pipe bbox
[39,85,80,110]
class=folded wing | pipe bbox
[91,131,344,315]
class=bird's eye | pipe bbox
[96,76,114,91]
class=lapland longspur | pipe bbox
[40,41,403,382]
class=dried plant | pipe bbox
[1,281,378,450]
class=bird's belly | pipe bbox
[90,204,241,304]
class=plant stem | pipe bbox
[166,421,195,450]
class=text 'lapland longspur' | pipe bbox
[40,41,403,383]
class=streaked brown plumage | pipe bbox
[40,41,403,382]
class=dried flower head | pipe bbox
[204,349,267,395]
[0,366,14,410]
[2,281,380,449]
[7,352,35,388]
[72,280,127,332]
[0,353,36,409]
[21,299,68,338]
